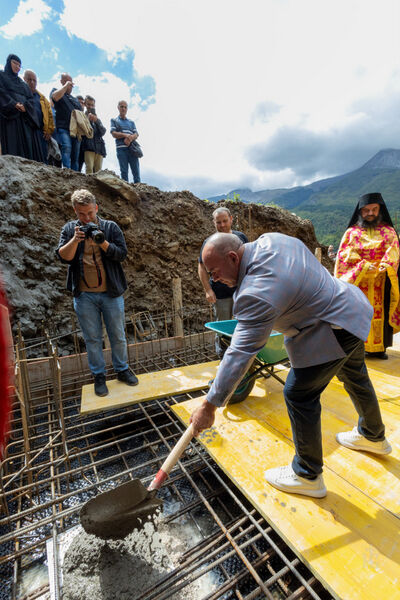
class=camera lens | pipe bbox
[93,230,105,244]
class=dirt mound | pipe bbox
[0,156,329,344]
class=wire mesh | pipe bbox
[0,313,333,600]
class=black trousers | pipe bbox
[283,329,385,479]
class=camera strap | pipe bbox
[80,243,103,289]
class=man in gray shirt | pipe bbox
[198,207,248,357]
[191,232,391,498]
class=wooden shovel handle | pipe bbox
[148,423,194,491]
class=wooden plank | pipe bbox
[171,375,400,600]
[235,377,400,514]
[360,367,400,407]
[80,360,219,414]
[214,370,400,514]
[366,349,400,378]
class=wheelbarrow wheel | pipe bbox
[228,366,257,405]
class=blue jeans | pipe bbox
[117,147,141,183]
[73,292,128,375]
[284,329,385,479]
[57,128,81,171]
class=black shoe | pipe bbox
[367,351,388,360]
[117,368,139,386]
[94,373,109,397]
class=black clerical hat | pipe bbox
[347,192,394,228]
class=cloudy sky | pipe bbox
[1,0,400,197]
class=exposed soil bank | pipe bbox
[0,156,330,343]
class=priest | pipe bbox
[335,192,400,358]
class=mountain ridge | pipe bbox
[207,149,400,246]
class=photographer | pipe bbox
[82,95,106,174]
[50,72,83,171]
[56,189,138,397]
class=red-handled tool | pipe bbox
[148,423,194,490]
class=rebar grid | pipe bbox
[1,332,333,600]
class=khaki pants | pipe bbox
[85,151,103,173]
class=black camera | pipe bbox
[79,223,105,244]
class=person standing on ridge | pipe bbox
[82,95,106,174]
[50,73,83,171]
[0,54,44,162]
[110,100,141,183]
[23,69,55,164]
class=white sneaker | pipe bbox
[336,427,392,455]
[264,465,327,498]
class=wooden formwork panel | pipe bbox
[80,360,219,414]
[172,352,400,600]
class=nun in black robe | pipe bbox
[0,54,44,162]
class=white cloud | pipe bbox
[57,0,400,195]
[0,0,53,39]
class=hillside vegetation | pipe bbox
[209,149,400,247]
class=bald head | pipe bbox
[202,233,244,288]
[204,232,243,255]
[23,69,37,92]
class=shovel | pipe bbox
[80,423,194,540]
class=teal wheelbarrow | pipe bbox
[205,319,289,404]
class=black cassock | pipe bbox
[0,57,44,162]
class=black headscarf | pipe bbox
[0,54,39,128]
[1,53,28,96]
[4,54,21,78]
[347,192,395,229]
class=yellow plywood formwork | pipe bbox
[365,348,400,378]
[172,356,400,600]
[80,360,219,414]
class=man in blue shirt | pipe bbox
[110,100,141,183]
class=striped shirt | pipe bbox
[110,116,138,149]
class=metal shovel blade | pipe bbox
[80,424,194,540]
[80,479,163,540]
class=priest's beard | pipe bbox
[357,213,383,228]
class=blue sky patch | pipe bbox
[0,0,155,108]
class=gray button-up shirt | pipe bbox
[207,232,373,407]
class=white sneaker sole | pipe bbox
[336,435,392,455]
[264,475,327,498]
